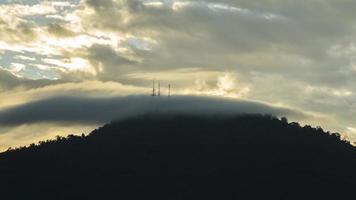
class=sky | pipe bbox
[0,0,356,150]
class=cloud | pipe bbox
[85,0,115,10]
[0,1,70,17]
[67,0,356,88]
[47,23,76,38]
[0,0,356,147]
[85,44,137,79]
[0,79,147,110]
[14,55,36,61]
[0,68,61,91]
[0,19,37,43]
[0,95,308,127]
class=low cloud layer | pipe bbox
[0,95,306,127]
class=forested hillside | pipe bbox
[1,114,355,199]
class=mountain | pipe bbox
[0,114,355,199]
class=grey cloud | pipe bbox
[123,1,347,57]
[0,69,62,91]
[81,0,353,79]
[85,44,138,80]
[0,95,307,127]
[78,0,356,104]
[82,0,125,30]
[85,0,115,10]
[73,0,356,110]
[0,21,37,43]
[47,23,76,38]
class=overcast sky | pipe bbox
[0,0,356,150]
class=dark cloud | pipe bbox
[0,95,307,127]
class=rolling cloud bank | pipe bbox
[0,95,307,126]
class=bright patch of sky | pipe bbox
[0,50,60,79]
[0,0,40,5]
[0,0,80,6]
[0,0,81,79]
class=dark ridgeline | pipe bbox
[0,114,355,199]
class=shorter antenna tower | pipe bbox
[152,80,156,96]
[168,84,171,97]
[158,81,161,96]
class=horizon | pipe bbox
[1,0,356,150]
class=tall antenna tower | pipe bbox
[152,80,156,96]
[158,81,161,96]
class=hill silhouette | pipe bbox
[0,114,355,199]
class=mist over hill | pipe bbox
[0,114,355,199]
[0,95,307,126]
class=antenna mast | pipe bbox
[168,84,171,97]
[152,80,156,96]
[158,81,161,96]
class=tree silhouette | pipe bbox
[0,114,355,199]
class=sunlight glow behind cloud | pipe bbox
[0,0,355,149]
